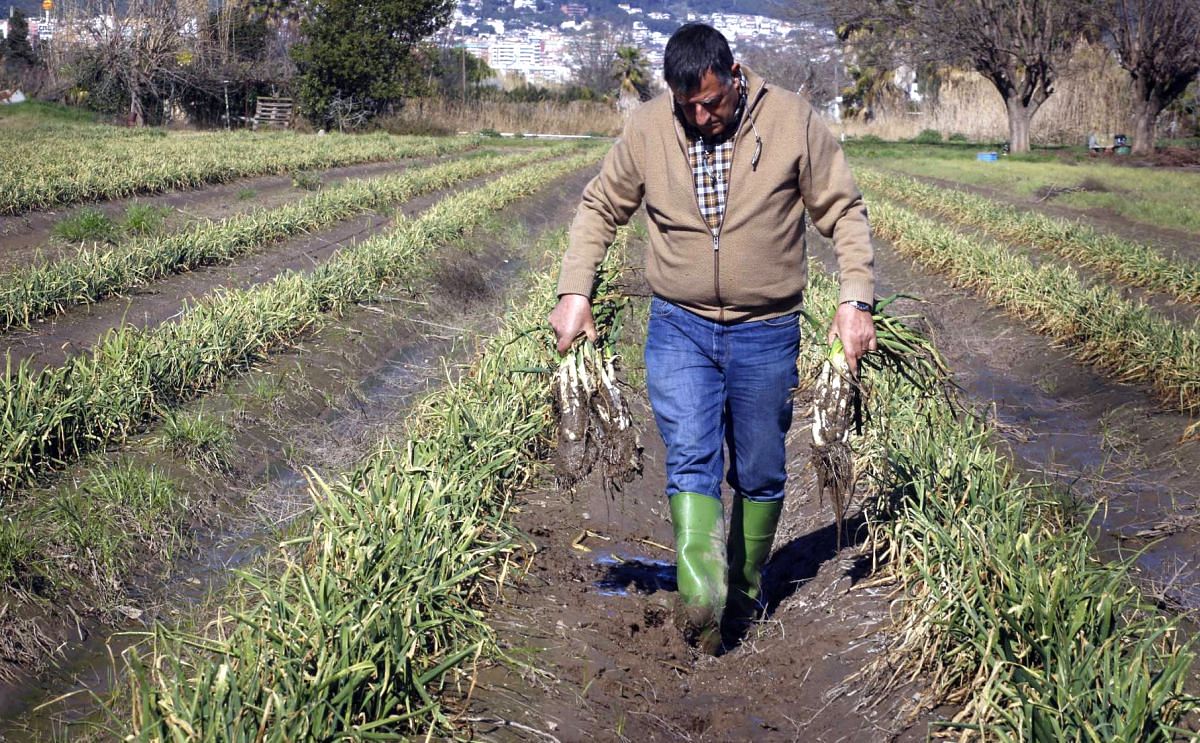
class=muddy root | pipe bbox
[552,341,642,492]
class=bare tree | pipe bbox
[52,0,197,125]
[831,0,1097,152]
[738,37,840,108]
[568,22,621,98]
[1103,0,1200,154]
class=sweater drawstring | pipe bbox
[750,120,762,170]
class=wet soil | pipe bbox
[462,239,937,742]
[467,390,932,742]
[0,158,437,273]
[0,166,599,738]
[1,152,1197,740]
[463,219,1200,741]
[0,170,503,370]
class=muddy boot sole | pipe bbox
[674,597,723,655]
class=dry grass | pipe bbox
[381,98,624,137]
[838,42,1135,145]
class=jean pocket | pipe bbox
[650,296,678,319]
[761,312,799,328]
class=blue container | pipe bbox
[976,151,999,162]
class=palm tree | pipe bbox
[612,45,650,118]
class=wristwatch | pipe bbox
[841,299,874,313]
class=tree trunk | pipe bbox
[1130,78,1163,156]
[1005,98,1035,153]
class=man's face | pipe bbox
[672,63,741,140]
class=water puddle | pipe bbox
[593,552,677,597]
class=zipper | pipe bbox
[674,80,764,324]
[712,232,722,323]
[711,138,737,324]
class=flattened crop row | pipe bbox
[799,266,1195,738]
[0,132,481,214]
[865,194,1200,422]
[858,168,1200,304]
[121,230,631,738]
[0,148,605,494]
[0,145,577,332]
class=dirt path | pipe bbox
[462,222,1199,742]
[0,170,502,370]
[468,392,929,741]
[463,234,936,742]
[0,166,599,737]
[0,158,443,272]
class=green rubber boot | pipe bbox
[727,496,783,621]
[669,492,726,655]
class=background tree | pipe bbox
[1,9,40,90]
[54,0,193,126]
[1102,0,1200,154]
[738,37,840,108]
[831,0,1097,152]
[568,22,621,98]
[430,44,492,103]
[290,0,454,128]
[612,44,651,111]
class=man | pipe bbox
[549,23,876,654]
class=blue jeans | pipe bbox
[645,297,800,504]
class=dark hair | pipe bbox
[663,23,734,94]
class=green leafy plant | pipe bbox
[52,207,117,243]
[158,409,233,471]
[121,203,173,236]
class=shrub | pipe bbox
[913,128,943,144]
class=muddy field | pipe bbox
[0,143,1196,739]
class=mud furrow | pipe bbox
[0,172,498,370]
[0,156,457,271]
[0,166,598,737]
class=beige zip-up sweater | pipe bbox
[557,67,874,323]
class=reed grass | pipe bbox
[800,265,1198,738]
[859,168,1200,304]
[119,229,631,738]
[157,409,233,472]
[0,146,603,496]
[0,130,481,215]
[120,204,174,237]
[380,97,622,137]
[0,146,566,332]
[838,43,1134,146]
[863,194,1200,425]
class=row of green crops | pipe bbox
[863,195,1200,424]
[798,267,1197,739]
[858,168,1200,304]
[0,131,485,214]
[0,145,579,332]
[120,229,631,739]
[0,148,605,495]
[855,156,1200,235]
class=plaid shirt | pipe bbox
[685,71,747,234]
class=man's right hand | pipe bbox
[549,293,597,354]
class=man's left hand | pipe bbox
[828,303,877,375]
